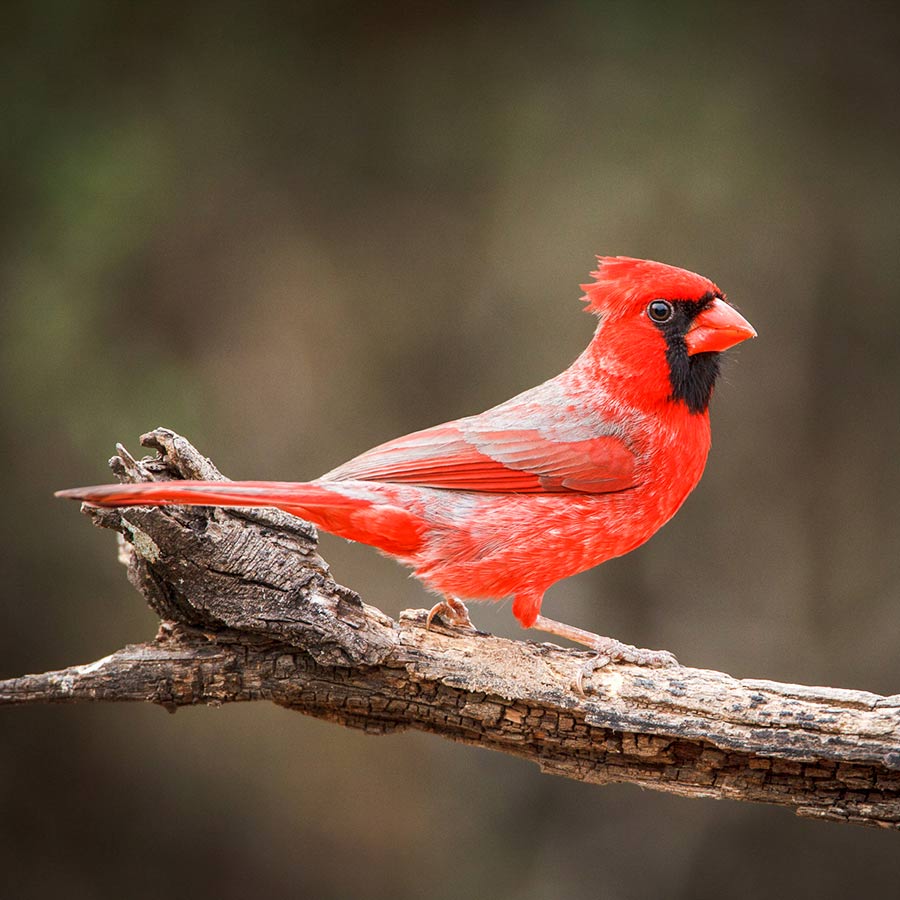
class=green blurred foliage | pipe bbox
[3,2,900,897]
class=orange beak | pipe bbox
[685,298,757,355]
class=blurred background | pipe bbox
[3,1,900,896]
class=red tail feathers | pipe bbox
[55,480,355,510]
[55,480,425,557]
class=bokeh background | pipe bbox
[3,2,900,897]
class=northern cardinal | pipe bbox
[58,256,755,686]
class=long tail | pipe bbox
[55,480,353,509]
[56,480,425,556]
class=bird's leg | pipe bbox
[532,615,678,694]
[426,596,475,630]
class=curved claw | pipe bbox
[425,597,475,631]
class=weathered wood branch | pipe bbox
[4,429,899,829]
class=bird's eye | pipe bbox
[647,300,674,323]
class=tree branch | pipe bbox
[4,429,899,829]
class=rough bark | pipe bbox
[3,429,899,830]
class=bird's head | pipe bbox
[580,256,756,414]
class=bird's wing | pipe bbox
[321,412,638,495]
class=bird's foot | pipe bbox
[575,638,677,695]
[425,596,475,631]
[531,614,678,695]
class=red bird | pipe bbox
[58,256,755,685]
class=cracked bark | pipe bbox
[3,429,899,830]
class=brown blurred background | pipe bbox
[3,2,900,896]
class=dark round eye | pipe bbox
[647,299,674,323]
